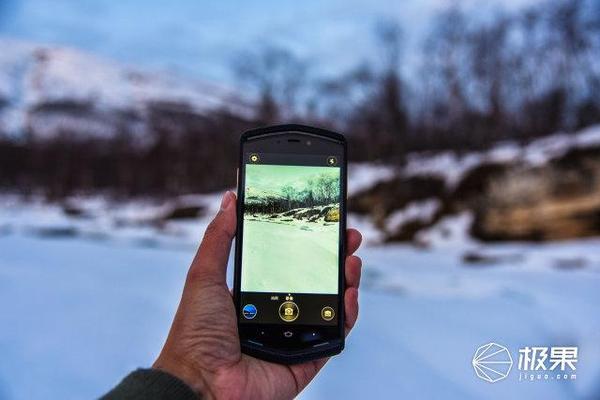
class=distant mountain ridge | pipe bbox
[0,38,251,141]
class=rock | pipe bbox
[349,175,446,218]
[319,206,333,217]
[324,208,339,222]
[553,257,587,270]
[348,176,447,236]
[386,220,430,242]
[470,149,600,241]
[349,142,600,243]
[31,226,78,238]
[462,251,523,266]
[62,203,91,218]
[451,162,511,202]
[296,208,321,220]
[163,205,204,220]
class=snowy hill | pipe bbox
[0,39,250,140]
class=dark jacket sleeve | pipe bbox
[100,369,199,400]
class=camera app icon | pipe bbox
[279,301,299,322]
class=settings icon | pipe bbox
[472,342,513,383]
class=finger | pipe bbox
[345,255,362,290]
[344,287,359,335]
[189,191,237,284]
[290,260,361,388]
[346,228,362,256]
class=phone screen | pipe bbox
[239,152,341,326]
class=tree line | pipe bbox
[245,173,340,215]
[235,0,600,158]
[0,0,598,198]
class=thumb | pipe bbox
[190,191,237,284]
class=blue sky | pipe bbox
[0,0,541,85]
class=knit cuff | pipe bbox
[100,368,199,400]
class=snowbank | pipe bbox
[402,125,600,189]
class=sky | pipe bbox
[246,164,339,197]
[0,0,542,86]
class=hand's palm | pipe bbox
[199,283,326,399]
[167,272,339,399]
[154,193,362,400]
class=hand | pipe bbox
[153,191,363,399]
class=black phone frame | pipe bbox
[233,124,347,364]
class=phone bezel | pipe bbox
[233,124,347,364]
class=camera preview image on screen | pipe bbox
[241,164,341,294]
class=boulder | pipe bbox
[470,146,600,241]
[319,206,333,217]
[163,205,204,220]
[325,208,340,222]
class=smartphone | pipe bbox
[233,124,347,364]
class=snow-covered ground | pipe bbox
[241,214,339,294]
[1,126,600,399]
[1,195,599,399]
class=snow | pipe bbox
[303,241,600,400]
[574,125,600,147]
[402,124,600,189]
[1,123,600,398]
[241,215,339,293]
[385,198,440,233]
[0,194,221,252]
[347,213,385,245]
[0,39,251,138]
[0,233,190,400]
[1,195,599,399]
[1,224,599,399]
[347,163,397,195]
[404,151,483,188]
[416,212,475,248]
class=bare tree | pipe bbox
[233,45,307,123]
[374,19,408,154]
